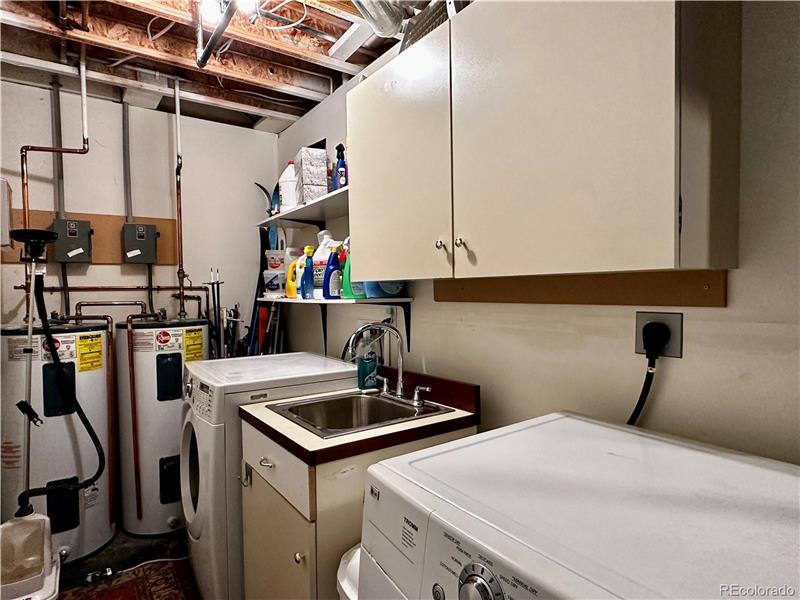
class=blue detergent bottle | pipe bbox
[323,246,343,299]
[301,245,315,299]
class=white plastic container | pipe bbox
[278,160,299,211]
[312,230,341,299]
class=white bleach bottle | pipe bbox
[278,160,299,211]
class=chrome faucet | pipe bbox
[346,321,407,401]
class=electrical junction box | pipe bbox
[53,219,92,263]
[122,223,158,264]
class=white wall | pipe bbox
[1,79,278,332]
[281,2,800,464]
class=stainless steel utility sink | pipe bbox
[269,392,452,439]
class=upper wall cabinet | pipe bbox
[348,2,741,282]
[347,21,453,282]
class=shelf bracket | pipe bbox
[319,303,329,355]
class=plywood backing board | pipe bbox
[433,271,727,307]
[1,209,177,265]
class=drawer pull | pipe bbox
[294,552,305,564]
[259,457,274,469]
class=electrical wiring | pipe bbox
[119,556,189,574]
[255,0,308,31]
[107,17,175,69]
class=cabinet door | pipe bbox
[451,2,678,277]
[347,21,453,281]
[243,469,316,600]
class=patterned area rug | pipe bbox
[59,559,201,600]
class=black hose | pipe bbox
[60,262,70,314]
[16,273,106,517]
[146,263,156,314]
[627,357,657,426]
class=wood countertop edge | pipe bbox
[239,407,479,466]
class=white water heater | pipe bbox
[116,319,208,535]
[1,323,114,562]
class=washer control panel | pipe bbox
[422,514,542,600]
[185,375,215,421]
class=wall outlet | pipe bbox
[635,311,683,358]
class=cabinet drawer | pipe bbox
[242,421,315,520]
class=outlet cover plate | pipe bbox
[635,311,683,358]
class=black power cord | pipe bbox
[627,321,671,426]
[15,272,106,517]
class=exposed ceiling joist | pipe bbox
[0,51,301,123]
[327,22,372,60]
[0,2,329,101]
[106,0,363,76]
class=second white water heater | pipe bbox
[116,319,208,535]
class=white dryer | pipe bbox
[180,353,357,600]
[360,412,800,599]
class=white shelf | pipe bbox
[257,296,413,305]
[256,186,349,228]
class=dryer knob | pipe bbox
[458,564,502,600]
[458,576,491,600]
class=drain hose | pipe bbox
[15,273,106,517]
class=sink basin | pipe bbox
[269,392,453,439]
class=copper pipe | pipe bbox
[173,293,202,319]
[126,312,162,520]
[14,284,210,321]
[76,300,146,316]
[21,49,89,230]
[174,80,187,319]
[61,314,116,525]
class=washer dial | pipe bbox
[458,563,503,600]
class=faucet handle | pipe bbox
[375,375,390,394]
[413,386,432,403]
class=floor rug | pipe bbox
[59,558,201,600]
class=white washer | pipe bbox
[360,412,800,599]
[180,353,356,600]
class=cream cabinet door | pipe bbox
[451,1,679,277]
[347,21,453,282]
[243,469,316,600]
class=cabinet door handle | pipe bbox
[454,237,465,248]
[294,552,306,564]
[258,457,274,469]
[435,239,446,250]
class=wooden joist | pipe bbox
[0,1,330,100]
[106,0,363,75]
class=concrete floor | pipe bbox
[60,529,189,591]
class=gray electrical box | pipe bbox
[122,223,158,264]
[53,219,92,263]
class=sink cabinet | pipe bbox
[346,2,741,281]
[240,420,475,599]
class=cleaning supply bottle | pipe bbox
[357,350,378,389]
[332,143,348,190]
[285,259,298,299]
[278,160,298,211]
[342,237,366,299]
[323,246,343,299]
[312,230,340,299]
[300,245,315,300]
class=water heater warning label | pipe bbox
[42,335,75,362]
[77,333,103,372]
[6,336,40,361]
[184,328,204,362]
[156,329,183,352]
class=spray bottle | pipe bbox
[333,143,348,190]
[300,245,315,300]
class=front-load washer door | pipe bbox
[180,410,224,539]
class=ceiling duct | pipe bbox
[352,0,406,38]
